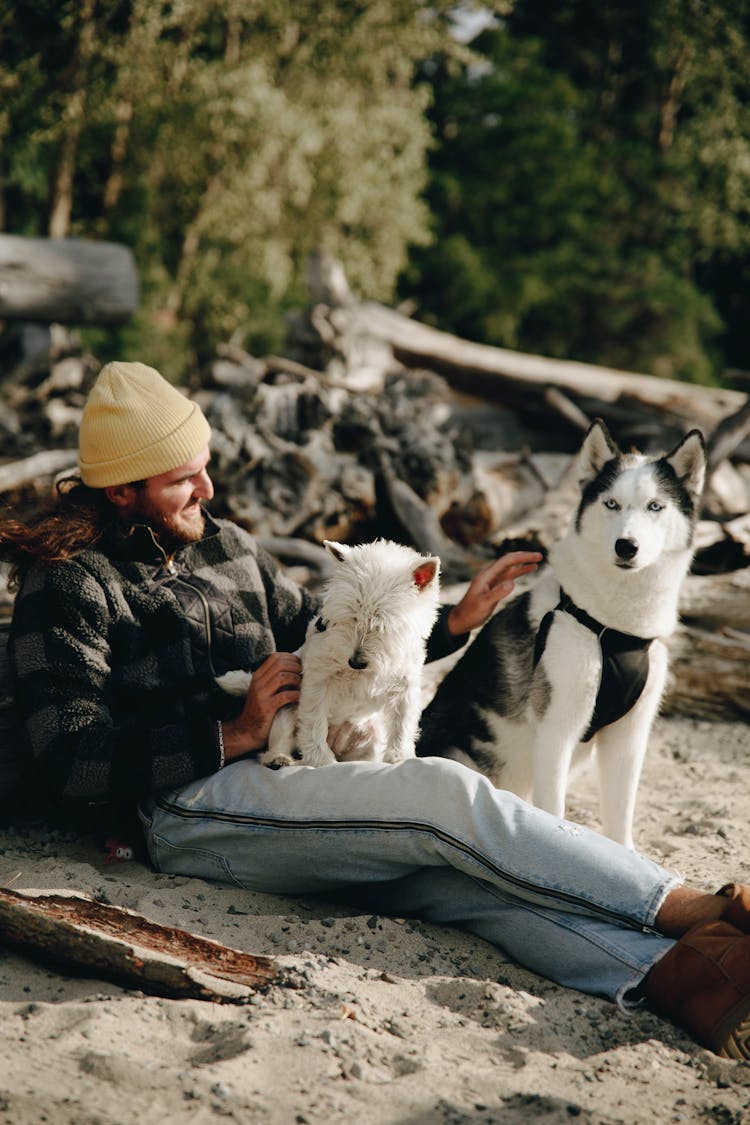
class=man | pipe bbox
[3,361,750,1059]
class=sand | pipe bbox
[0,716,748,1125]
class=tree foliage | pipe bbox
[401,0,750,383]
[3,1,750,384]
[0,0,465,374]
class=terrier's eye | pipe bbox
[604,498,620,511]
[315,617,327,632]
[647,500,664,512]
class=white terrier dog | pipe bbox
[220,539,441,768]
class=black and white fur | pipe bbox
[417,420,706,848]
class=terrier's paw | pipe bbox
[216,669,252,696]
[261,754,294,770]
[258,747,305,770]
[294,743,338,767]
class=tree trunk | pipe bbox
[165,173,223,316]
[48,0,98,239]
[102,97,134,214]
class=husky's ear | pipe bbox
[324,540,350,563]
[665,429,707,500]
[577,419,618,483]
[412,557,440,591]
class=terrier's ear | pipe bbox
[412,558,439,591]
[665,429,707,500]
[577,418,618,483]
[324,540,350,563]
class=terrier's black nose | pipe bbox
[615,538,638,560]
[348,653,368,670]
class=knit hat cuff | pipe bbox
[79,403,211,487]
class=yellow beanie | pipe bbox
[78,361,212,487]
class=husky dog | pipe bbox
[416,420,706,848]
[220,539,441,768]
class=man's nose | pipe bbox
[194,470,214,500]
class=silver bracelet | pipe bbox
[217,720,225,770]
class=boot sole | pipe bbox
[715,995,750,1060]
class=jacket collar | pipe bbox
[104,510,221,565]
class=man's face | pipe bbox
[117,447,214,549]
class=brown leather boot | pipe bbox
[644,920,750,1059]
[717,883,750,933]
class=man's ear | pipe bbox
[105,483,138,509]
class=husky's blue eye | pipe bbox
[315,617,327,632]
[604,498,620,511]
[647,500,664,512]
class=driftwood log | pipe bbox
[0,234,139,325]
[666,625,750,721]
[678,566,750,629]
[317,299,749,446]
[0,449,77,495]
[0,887,280,1002]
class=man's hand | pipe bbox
[447,550,543,637]
[220,652,302,761]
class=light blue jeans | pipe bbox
[139,755,679,1005]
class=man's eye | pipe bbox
[604,498,620,511]
[315,618,327,632]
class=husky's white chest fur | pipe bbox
[417,420,706,848]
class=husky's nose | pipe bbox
[348,652,369,670]
[615,538,638,561]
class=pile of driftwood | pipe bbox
[1,255,749,720]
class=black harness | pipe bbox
[533,589,654,742]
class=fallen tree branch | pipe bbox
[543,386,592,432]
[331,300,747,438]
[0,887,280,1002]
[376,449,472,578]
[705,394,750,473]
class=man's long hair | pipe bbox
[0,477,126,589]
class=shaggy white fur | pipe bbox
[220,539,441,768]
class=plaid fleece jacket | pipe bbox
[10,514,463,804]
[10,514,319,802]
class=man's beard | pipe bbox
[127,494,206,552]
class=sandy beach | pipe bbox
[0,716,748,1124]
